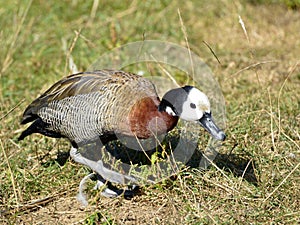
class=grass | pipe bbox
[1,0,300,224]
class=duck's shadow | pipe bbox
[186,148,258,185]
[108,143,258,186]
[51,133,258,186]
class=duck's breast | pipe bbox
[127,97,179,139]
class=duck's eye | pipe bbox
[190,103,196,109]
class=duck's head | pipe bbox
[158,85,226,141]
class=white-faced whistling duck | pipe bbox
[18,70,226,201]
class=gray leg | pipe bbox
[69,147,137,184]
[77,173,119,206]
[70,147,121,201]
[77,173,94,206]
[70,147,140,204]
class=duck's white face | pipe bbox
[159,86,226,141]
[180,88,210,121]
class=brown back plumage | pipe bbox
[22,70,148,123]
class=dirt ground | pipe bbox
[1,1,299,224]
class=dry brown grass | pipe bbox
[1,0,299,224]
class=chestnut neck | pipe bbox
[129,97,179,139]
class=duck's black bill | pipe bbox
[198,112,226,141]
